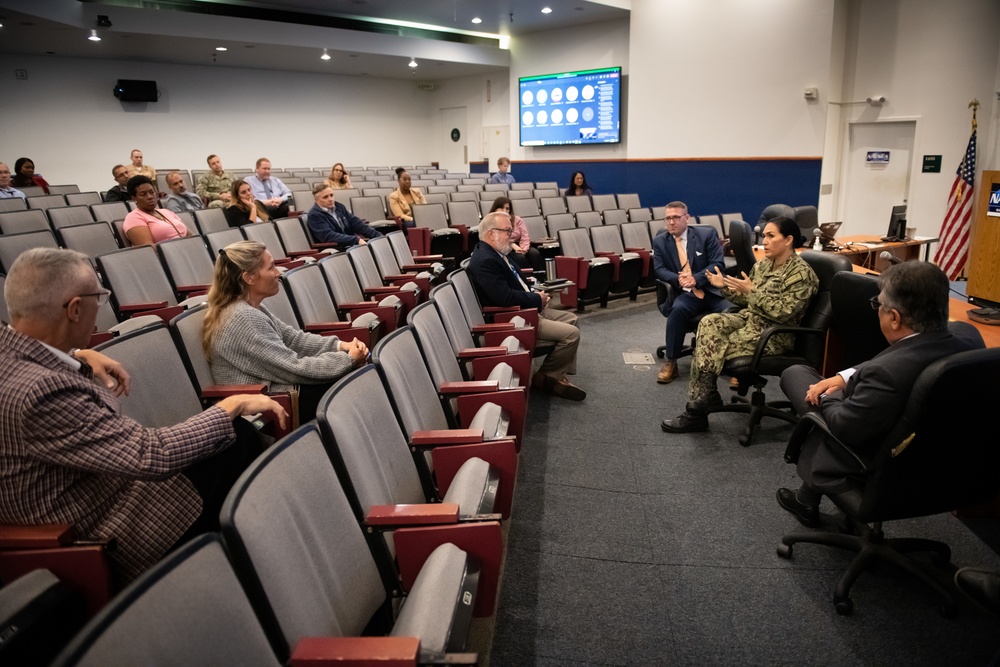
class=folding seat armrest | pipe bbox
[409,428,484,446]
[554,255,589,289]
[386,274,430,298]
[471,322,515,333]
[457,345,508,359]
[439,380,500,395]
[274,258,306,270]
[286,249,326,260]
[304,322,353,332]
[492,308,539,327]
[364,286,417,313]
[291,636,422,667]
[625,248,652,276]
[411,253,444,262]
[594,252,621,281]
[399,263,433,271]
[482,328,535,355]
[311,241,340,250]
[88,331,114,348]
[407,226,431,256]
[456,389,526,451]
[118,301,168,314]
[174,284,210,297]
[366,503,460,526]
[199,384,267,398]
[0,523,76,548]
[432,439,518,519]
[337,304,398,333]
[363,285,404,295]
[128,304,185,324]
[482,305,519,316]
[310,323,378,348]
[594,250,616,258]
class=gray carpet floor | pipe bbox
[489,296,1000,666]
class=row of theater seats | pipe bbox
[0,266,546,664]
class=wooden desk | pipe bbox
[950,298,1000,348]
[831,235,937,272]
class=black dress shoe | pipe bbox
[956,567,1000,616]
[661,411,709,433]
[687,390,724,415]
[776,487,820,528]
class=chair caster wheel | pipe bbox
[776,544,792,559]
[834,597,853,616]
[739,431,752,447]
[656,349,665,359]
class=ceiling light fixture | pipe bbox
[215,46,227,51]
[471,17,482,24]
[541,7,553,14]
[321,49,331,60]
[408,57,418,68]
[88,29,101,42]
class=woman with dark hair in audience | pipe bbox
[223,179,271,228]
[122,174,191,247]
[387,167,425,228]
[202,240,368,421]
[11,157,51,194]
[567,170,592,197]
[662,216,819,433]
[490,196,545,273]
[324,163,352,190]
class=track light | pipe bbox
[471,17,482,24]
[88,29,101,42]
[541,7,552,14]
[408,57,418,68]
[321,49,331,61]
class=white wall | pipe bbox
[508,18,631,162]
[627,0,835,159]
[427,72,510,170]
[0,55,434,192]
[823,0,1000,236]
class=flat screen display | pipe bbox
[518,66,621,147]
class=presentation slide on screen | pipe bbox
[519,67,621,147]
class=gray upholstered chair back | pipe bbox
[557,227,596,260]
[96,245,179,308]
[545,213,576,237]
[372,327,450,434]
[0,209,49,235]
[412,203,449,232]
[169,303,213,391]
[51,535,279,667]
[241,222,288,261]
[318,253,365,304]
[447,200,480,228]
[47,205,95,231]
[368,236,403,276]
[192,207,228,235]
[590,194,617,212]
[282,263,343,325]
[575,210,603,228]
[429,282,479,356]
[220,425,387,658]
[158,236,214,291]
[602,209,628,226]
[0,230,59,273]
[347,243,384,289]
[591,224,626,254]
[448,269,487,328]
[621,221,652,251]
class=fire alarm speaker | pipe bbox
[113,79,159,102]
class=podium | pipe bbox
[967,170,1000,307]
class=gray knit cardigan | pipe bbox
[208,300,354,393]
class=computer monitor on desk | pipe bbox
[883,204,907,242]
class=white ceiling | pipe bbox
[0,0,630,80]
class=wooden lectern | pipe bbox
[967,169,1000,307]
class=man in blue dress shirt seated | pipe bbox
[488,157,515,185]
[467,211,585,401]
[306,184,383,246]
[0,162,26,200]
[245,157,291,219]
[163,171,205,214]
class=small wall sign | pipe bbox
[450,128,461,142]
[922,155,942,173]
[866,151,890,164]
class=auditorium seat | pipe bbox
[156,236,215,298]
[575,210,603,228]
[58,222,121,263]
[558,227,634,305]
[26,194,67,211]
[204,228,245,256]
[0,208,50,235]
[617,193,642,209]
[0,229,59,273]
[192,208,229,235]
[317,252,403,331]
[64,192,102,207]
[280,263,381,348]
[603,208,629,226]
[89,202,129,225]
[545,212,576,238]
[349,195,397,233]
[590,194,617,212]
[565,195,593,214]
[0,197,27,212]
[347,243,425,311]
[410,203,464,261]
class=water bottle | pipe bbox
[545,257,556,282]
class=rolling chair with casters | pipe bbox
[826,271,887,371]
[706,251,853,446]
[777,346,1000,616]
[653,280,713,361]
[724,219,757,278]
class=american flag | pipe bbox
[934,129,977,279]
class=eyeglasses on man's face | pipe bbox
[63,290,111,308]
[665,214,688,222]
[869,296,882,311]
[492,227,513,236]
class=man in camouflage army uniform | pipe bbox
[662,217,819,433]
[196,154,235,209]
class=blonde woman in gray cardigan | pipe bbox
[202,240,368,422]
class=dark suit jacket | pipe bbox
[105,185,130,202]
[651,224,726,298]
[306,202,383,245]
[467,241,543,311]
[799,325,985,492]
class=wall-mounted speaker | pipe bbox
[113,79,158,102]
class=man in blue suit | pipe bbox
[306,184,383,246]
[651,201,730,383]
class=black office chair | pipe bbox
[707,251,854,446]
[828,271,888,369]
[778,346,1000,616]
[725,219,757,278]
[793,205,819,247]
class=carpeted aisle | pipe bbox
[489,296,1000,666]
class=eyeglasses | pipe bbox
[869,296,882,311]
[492,227,514,236]
[63,290,111,308]
[665,215,687,222]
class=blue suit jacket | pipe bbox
[467,241,543,311]
[651,224,726,297]
[306,202,383,245]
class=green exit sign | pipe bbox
[922,155,942,173]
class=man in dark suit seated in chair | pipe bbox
[467,211,585,401]
[776,261,985,527]
[306,184,383,247]
[651,200,731,384]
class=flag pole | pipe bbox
[934,101,979,280]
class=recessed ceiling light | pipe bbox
[541,7,553,14]
[471,17,482,24]
[321,49,331,61]
[88,29,101,42]
[215,46,227,51]
[408,57,418,68]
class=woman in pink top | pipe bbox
[122,175,191,247]
[490,196,545,273]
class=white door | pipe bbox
[839,121,916,237]
[440,106,467,173]
[483,125,510,173]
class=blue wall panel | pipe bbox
[471,159,822,224]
